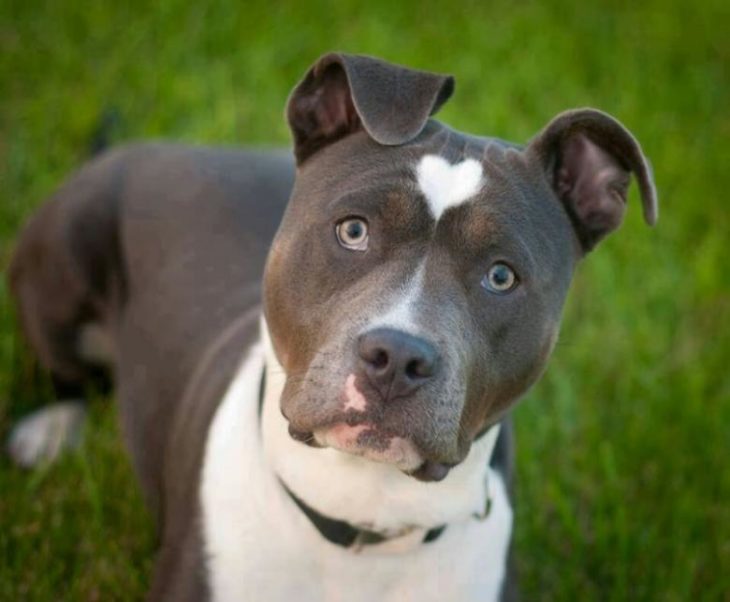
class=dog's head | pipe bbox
[263,53,657,481]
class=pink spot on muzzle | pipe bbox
[343,373,368,412]
[326,423,370,448]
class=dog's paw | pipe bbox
[6,401,86,468]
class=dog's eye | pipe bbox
[482,263,518,294]
[336,217,369,251]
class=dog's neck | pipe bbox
[260,318,501,535]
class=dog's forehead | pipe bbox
[294,122,535,232]
[407,124,523,209]
[393,134,532,242]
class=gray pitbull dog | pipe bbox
[7,53,657,601]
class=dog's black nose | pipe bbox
[357,328,439,399]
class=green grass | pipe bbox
[1,1,728,600]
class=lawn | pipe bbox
[1,1,728,600]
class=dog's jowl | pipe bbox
[8,53,657,601]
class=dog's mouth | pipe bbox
[280,360,467,482]
[287,421,456,482]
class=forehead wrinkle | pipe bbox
[460,137,472,163]
[482,144,512,178]
[436,127,453,156]
[506,228,539,275]
[325,187,393,218]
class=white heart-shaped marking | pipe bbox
[416,155,484,220]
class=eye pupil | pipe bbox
[346,222,362,239]
[482,262,517,294]
[336,217,369,251]
[492,267,508,284]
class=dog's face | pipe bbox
[264,54,657,481]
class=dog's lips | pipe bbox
[312,422,424,472]
[287,424,322,447]
[287,418,460,481]
[285,410,367,447]
[407,459,455,482]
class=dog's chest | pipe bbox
[199,344,512,602]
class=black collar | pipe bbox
[258,368,446,549]
[280,479,445,549]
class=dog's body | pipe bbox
[7,54,656,601]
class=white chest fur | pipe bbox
[200,336,513,602]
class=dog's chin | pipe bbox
[288,422,455,482]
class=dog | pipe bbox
[6,53,657,601]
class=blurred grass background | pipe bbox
[1,0,728,600]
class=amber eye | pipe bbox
[481,263,518,294]
[336,217,369,251]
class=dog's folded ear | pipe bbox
[527,109,658,252]
[287,53,455,164]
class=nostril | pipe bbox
[372,349,389,370]
[405,359,426,379]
